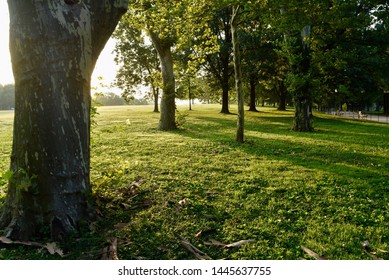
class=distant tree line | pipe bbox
[93,92,150,106]
[0,84,15,110]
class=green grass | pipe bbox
[0,104,388,260]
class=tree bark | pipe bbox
[1,0,128,241]
[149,31,177,130]
[220,81,230,114]
[292,25,313,132]
[220,13,232,115]
[153,87,159,113]
[232,6,244,143]
[293,98,313,132]
[248,78,258,112]
[383,91,389,116]
[277,82,287,111]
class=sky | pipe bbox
[0,1,119,92]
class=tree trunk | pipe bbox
[188,77,192,111]
[232,6,244,143]
[1,0,127,241]
[153,87,159,113]
[248,78,258,112]
[384,91,389,116]
[220,82,230,114]
[149,31,176,130]
[277,82,287,111]
[293,25,313,132]
[293,98,313,132]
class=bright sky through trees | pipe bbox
[0,1,118,91]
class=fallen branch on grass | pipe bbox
[0,236,64,257]
[301,246,326,260]
[204,239,255,249]
[174,233,212,260]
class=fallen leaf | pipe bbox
[1,236,64,257]
[121,203,132,210]
[45,242,64,257]
[377,248,388,253]
[0,236,13,244]
[114,223,128,230]
[194,228,216,238]
[364,250,384,260]
[101,238,119,260]
[361,240,370,249]
[157,246,171,252]
[224,240,255,249]
[175,233,212,260]
[204,239,226,247]
[178,198,188,207]
[301,246,326,260]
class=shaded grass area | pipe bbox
[0,105,388,260]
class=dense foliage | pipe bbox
[113,0,389,130]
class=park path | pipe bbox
[326,111,389,124]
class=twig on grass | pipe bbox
[174,232,212,260]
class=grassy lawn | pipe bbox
[0,104,388,260]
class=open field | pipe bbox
[0,105,388,259]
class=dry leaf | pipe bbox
[157,246,171,252]
[178,198,188,207]
[101,238,119,260]
[114,223,128,230]
[194,228,216,238]
[0,236,13,244]
[224,240,255,249]
[121,203,131,210]
[1,236,64,257]
[45,242,64,257]
[377,248,388,253]
[175,233,212,260]
[301,246,326,260]
[204,239,226,247]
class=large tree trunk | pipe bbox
[0,0,128,241]
[292,26,313,132]
[231,6,244,143]
[293,98,313,132]
[149,31,177,130]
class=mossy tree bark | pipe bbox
[0,0,128,241]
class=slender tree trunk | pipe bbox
[384,91,389,116]
[232,6,244,143]
[149,31,176,130]
[0,0,127,241]
[153,87,159,113]
[248,78,258,112]
[220,77,230,114]
[277,82,287,111]
[188,77,192,111]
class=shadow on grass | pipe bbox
[177,113,389,191]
